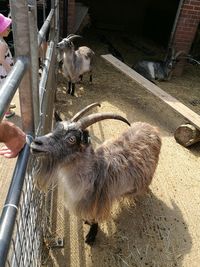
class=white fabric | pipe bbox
[0,37,13,85]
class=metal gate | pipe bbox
[0,0,60,266]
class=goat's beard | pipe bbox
[33,156,59,192]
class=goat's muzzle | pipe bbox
[30,139,48,156]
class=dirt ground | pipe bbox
[40,28,200,267]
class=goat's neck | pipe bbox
[57,147,97,205]
[63,50,76,74]
[58,146,96,182]
[63,48,75,61]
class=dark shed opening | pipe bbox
[79,0,180,47]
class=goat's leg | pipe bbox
[89,73,92,83]
[71,83,75,96]
[68,81,72,94]
[85,222,98,245]
[80,75,83,82]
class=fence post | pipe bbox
[9,0,36,134]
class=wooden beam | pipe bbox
[101,54,200,131]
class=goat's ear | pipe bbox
[54,111,62,122]
[81,130,90,144]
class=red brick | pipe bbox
[183,4,194,10]
[187,10,200,16]
[190,0,200,6]
[184,0,191,4]
[182,10,200,16]
[174,41,191,47]
[194,6,200,11]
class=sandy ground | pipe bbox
[42,29,200,267]
[0,29,200,267]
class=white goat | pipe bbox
[57,34,95,96]
[30,103,161,245]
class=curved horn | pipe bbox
[67,34,82,42]
[71,102,101,122]
[76,113,130,129]
[67,33,75,38]
[174,50,186,59]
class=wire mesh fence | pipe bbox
[5,157,44,267]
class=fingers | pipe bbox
[4,153,17,158]
[0,146,9,154]
[0,146,18,158]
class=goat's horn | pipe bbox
[174,50,186,58]
[66,33,76,39]
[67,33,75,37]
[71,102,101,122]
[76,113,130,129]
[67,34,82,42]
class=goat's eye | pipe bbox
[67,136,76,144]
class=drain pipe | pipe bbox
[168,0,185,48]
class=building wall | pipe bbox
[59,0,75,36]
[172,0,200,75]
[82,0,179,47]
[68,0,75,33]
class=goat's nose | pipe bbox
[33,139,43,146]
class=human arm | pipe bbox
[0,121,26,158]
[0,42,12,74]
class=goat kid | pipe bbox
[57,34,94,96]
[30,103,162,245]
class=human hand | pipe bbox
[0,121,26,158]
[0,143,24,158]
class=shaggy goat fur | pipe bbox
[31,105,161,244]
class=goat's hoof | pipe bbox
[85,233,96,245]
[85,223,98,245]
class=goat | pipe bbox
[57,34,95,96]
[132,48,184,83]
[30,103,162,245]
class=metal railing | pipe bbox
[0,0,60,266]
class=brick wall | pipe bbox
[172,0,200,75]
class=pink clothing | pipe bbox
[0,14,11,33]
[0,37,14,85]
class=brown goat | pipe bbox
[30,103,161,245]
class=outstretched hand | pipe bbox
[0,121,26,158]
[0,144,24,158]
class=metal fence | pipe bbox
[0,0,59,266]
